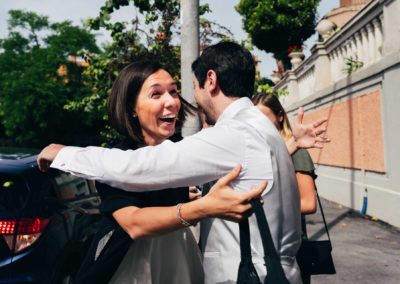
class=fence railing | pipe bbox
[274,0,386,105]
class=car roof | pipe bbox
[0,148,39,175]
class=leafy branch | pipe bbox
[256,78,288,97]
[343,56,363,75]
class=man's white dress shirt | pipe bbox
[51,97,301,284]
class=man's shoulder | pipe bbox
[218,106,261,128]
[215,117,260,140]
[229,106,281,138]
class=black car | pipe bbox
[0,148,101,283]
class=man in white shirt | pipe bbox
[38,42,327,283]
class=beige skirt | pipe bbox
[109,228,204,284]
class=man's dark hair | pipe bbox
[108,60,194,146]
[191,41,256,98]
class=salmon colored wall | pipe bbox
[340,0,367,7]
[303,90,385,173]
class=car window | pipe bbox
[0,174,29,211]
[51,172,93,200]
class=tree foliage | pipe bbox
[236,0,319,67]
[0,2,234,146]
[0,10,102,147]
[68,0,233,143]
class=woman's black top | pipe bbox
[74,138,189,284]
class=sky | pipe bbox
[0,0,339,77]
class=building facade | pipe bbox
[275,0,400,227]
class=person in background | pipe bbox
[73,60,266,284]
[252,92,319,283]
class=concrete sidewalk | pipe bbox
[306,199,400,284]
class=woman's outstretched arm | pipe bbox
[112,165,267,239]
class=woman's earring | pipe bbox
[132,112,137,118]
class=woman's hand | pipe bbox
[201,165,268,222]
[291,107,330,150]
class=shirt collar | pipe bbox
[216,97,254,124]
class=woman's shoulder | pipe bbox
[108,135,182,149]
[292,148,316,174]
[108,138,138,150]
[292,148,311,159]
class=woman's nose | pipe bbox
[164,92,178,106]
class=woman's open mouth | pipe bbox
[159,115,177,123]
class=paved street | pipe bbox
[307,199,400,284]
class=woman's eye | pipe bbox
[169,90,178,96]
[151,92,161,98]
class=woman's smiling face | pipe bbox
[134,69,181,146]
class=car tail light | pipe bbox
[0,218,49,253]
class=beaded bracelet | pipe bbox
[176,203,192,227]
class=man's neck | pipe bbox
[213,95,240,120]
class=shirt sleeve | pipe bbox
[291,149,317,179]
[51,125,247,192]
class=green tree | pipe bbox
[67,0,233,143]
[236,0,320,71]
[0,10,102,147]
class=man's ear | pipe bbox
[206,70,219,94]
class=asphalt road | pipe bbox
[306,199,400,284]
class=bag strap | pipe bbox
[249,199,280,258]
[239,219,252,261]
[314,185,331,241]
[239,200,280,261]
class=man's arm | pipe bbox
[37,143,65,172]
[38,126,248,191]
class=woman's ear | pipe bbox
[278,112,284,123]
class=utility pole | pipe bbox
[180,0,200,136]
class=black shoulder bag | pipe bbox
[237,199,290,284]
[296,188,336,275]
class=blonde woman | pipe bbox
[252,92,321,283]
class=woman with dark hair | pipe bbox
[107,60,191,146]
[74,61,265,284]
[252,92,318,283]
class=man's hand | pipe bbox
[37,144,65,172]
[203,165,268,222]
[292,107,330,149]
[188,186,202,200]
